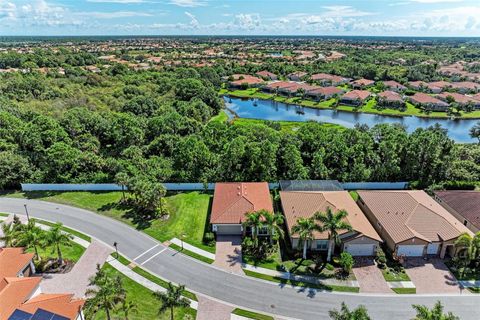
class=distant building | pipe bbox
[409,92,449,111]
[377,91,405,108]
[436,92,480,108]
[287,71,308,81]
[339,90,371,106]
[306,86,344,101]
[351,78,375,89]
[256,70,278,81]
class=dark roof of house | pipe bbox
[434,191,480,230]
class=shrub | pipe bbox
[203,232,215,246]
[339,252,354,274]
[325,263,335,271]
[375,247,387,269]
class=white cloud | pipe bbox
[234,13,261,30]
[87,0,149,3]
[169,0,206,7]
[184,11,199,28]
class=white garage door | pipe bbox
[215,224,242,235]
[427,243,440,255]
[345,244,375,256]
[397,245,425,257]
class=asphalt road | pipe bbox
[1,197,479,320]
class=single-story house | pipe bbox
[377,91,405,108]
[278,82,316,97]
[383,80,407,92]
[351,78,375,89]
[433,191,480,233]
[228,74,264,88]
[357,190,473,258]
[428,81,452,93]
[210,182,273,235]
[280,191,382,256]
[0,247,85,320]
[436,92,480,108]
[287,71,308,81]
[262,81,297,93]
[450,81,480,94]
[409,92,449,111]
[473,93,480,101]
[408,81,428,91]
[256,70,278,81]
[306,86,344,101]
[339,90,371,106]
[311,73,350,86]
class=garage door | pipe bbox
[215,224,242,235]
[427,243,440,255]
[397,245,425,257]
[345,244,375,256]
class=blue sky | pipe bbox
[1,0,480,36]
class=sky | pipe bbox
[1,0,480,37]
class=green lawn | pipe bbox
[0,212,9,217]
[381,267,411,282]
[5,191,214,253]
[26,240,85,263]
[169,243,214,264]
[232,308,274,320]
[92,264,196,320]
[392,287,416,294]
[35,219,91,242]
[243,269,359,293]
[232,118,344,133]
[209,110,229,124]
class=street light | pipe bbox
[23,204,30,222]
[113,241,118,259]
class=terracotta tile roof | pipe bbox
[378,91,403,102]
[19,293,85,320]
[0,277,41,320]
[409,92,449,106]
[428,81,452,89]
[210,182,273,224]
[0,248,34,290]
[280,191,381,241]
[474,93,480,100]
[263,81,297,90]
[451,81,480,91]
[437,92,480,104]
[352,78,375,87]
[434,191,480,230]
[256,70,277,78]
[357,190,472,244]
[308,86,343,96]
[229,75,264,86]
[384,80,407,90]
[409,81,428,89]
[288,71,307,78]
[281,82,317,93]
[311,73,347,83]
[341,90,371,101]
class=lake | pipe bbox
[224,97,479,143]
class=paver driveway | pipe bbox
[196,296,233,320]
[405,258,461,294]
[353,258,392,293]
[213,235,244,275]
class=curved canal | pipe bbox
[224,97,479,143]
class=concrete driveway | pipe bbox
[405,258,461,294]
[213,235,244,275]
[353,258,392,293]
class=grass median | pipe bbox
[169,243,214,264]
[232,308,274,320]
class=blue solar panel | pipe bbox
[51,315,69,320]
[8,310,33,320]
[31,309,55,320]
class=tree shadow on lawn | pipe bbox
[98,201,154,230]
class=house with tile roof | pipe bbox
[357,190,473,258]
[280,191,382,256]
[377,91,405,108]
[256,70,278,81]
[383,80,407,92]
[305,86,344,101]
[409,92,449,111]
[0,248,84,320]
[339,90,372,106]
[436,92,480,108]
[351,78,375,89]
[433,190,480,233]
[210,182,273,235]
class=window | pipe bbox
[316,240,328,250]
[258,226,269,235]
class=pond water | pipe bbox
[224,97,479,143]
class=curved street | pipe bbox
[1,197,479,320]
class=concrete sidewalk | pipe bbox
[170,237,215,260]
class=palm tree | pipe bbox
[329,302,371,320]
[1,222,19,247]
[314,207,352,262]
[153,282,190,320]
[117,300,138,320]
[85,264,126,320]
[412,301,459,320]
[17,219,45,260]
[260,210,284,244]
[291,217,317,260]
[45,222,73,264]
[244,211,263,246]
[454,232,480,272]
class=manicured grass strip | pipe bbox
[35,219,91,242]
[97,264,196,320]
[0,212,9,217]
[243,270,359,293]
[115,254,131,266]
[381,268,411,282]
[232,308,274,320]
[392,287,416,294]
[132,265,198,301]
[26,241,85,263]
[169,243,214,264]
[467,287,480,293]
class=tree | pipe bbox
[314,207,352,262]
[0,222,19,247]
[153,282,190,320]
[117,300,138,320]
[85,264,126,320]
[261,210,285,244]
[339,252,354,275]
[329,302,371,320]
[44,222,73,264]
[115,172,130,201]
[18,219,45,260]
[412,301,459,320]
[454,232,480,271]
[470,122,480,143]
[244,211,263,246]
[291,217,317,260]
